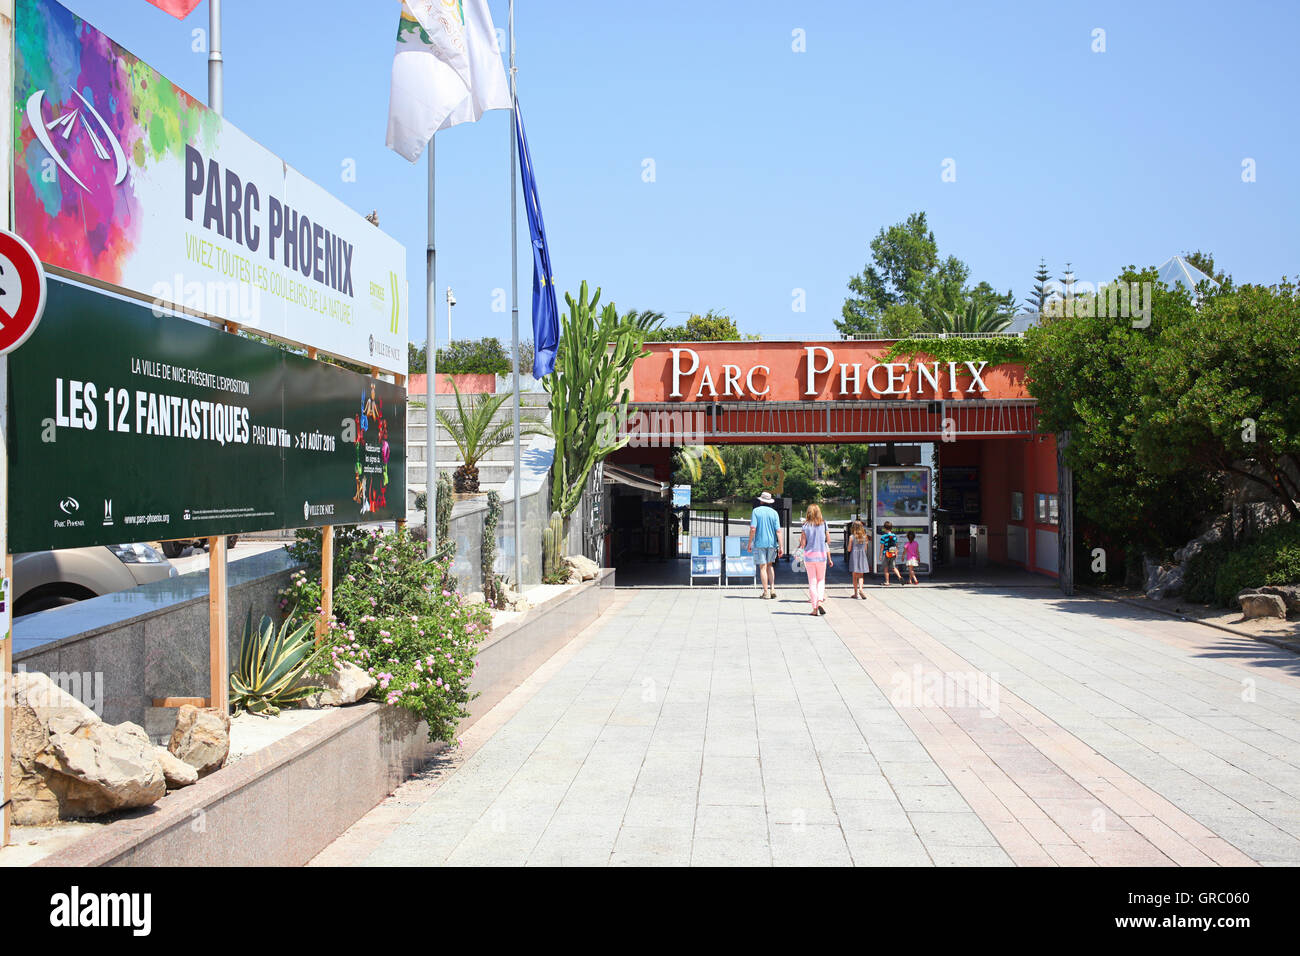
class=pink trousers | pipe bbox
[805,559,826,608]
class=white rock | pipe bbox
[1239,593,1286,620]
[155,746,199,789]
[39,720,167,816]
[311,661,378,707]
[168,705,231,778]
[566,555,600,581]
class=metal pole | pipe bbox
[426,144,438,556]
[509,0,523,589]
[207,0,223,114]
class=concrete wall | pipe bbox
[34,570,616,868]
[12,549,300,738]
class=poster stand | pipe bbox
[870,466,933,577]
[724,535,757,587]
[689,536,722,586]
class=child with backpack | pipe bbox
[878,521,899,586]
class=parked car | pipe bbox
[13,543,178,617]
[159,536,238,559]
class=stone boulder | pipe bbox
[1143,558,1184,600]
[464,591,486,607]
[1258,585,1300,616]
[12,672,166,823]
[168,705,231,778]
[566,555,600,582]
[1239,593,1286,620]
[154,747,199,789]
[38,721,167,817]
[499,586,531,613]
[300,661,378,708]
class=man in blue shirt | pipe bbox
[747,491,783,600]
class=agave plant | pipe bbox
[230,609,322,716]
[437,380,549,493]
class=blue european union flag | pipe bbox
[514,100,558,379]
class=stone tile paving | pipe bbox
[314,583,1300,866]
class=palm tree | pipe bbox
[923,302,1013,334]
[622,309,666,334]
[437,381,549,493]
[676,445,727,483]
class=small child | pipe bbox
[903,530,920,585]
[848,520,870,599]
[878,521,899,586]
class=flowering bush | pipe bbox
[287,528,491,743]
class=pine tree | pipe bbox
[1025,259,1051,313]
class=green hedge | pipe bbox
[1183,520,1300,607]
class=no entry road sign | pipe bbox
[0,228,46,355]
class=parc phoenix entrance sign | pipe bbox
[626,342,1040,443]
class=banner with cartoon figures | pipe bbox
[9,279,406,552]
[13,0,408,375]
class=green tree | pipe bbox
[1024,267,1221,555]
[408,341,427,374]
[837,211,1013,337]
[1025,258,1052,313]
[1181,250,1230,286]
[1133,279,1300,521]
[923,302,1013,334]
[645,310,757,342]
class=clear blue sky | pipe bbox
[59,0,1300,345]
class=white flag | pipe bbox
[386,0,511,162]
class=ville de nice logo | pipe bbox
[26,87,128,193]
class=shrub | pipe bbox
[436,338,513,376]
[305,529,491,742]
[1211,520,1300,607]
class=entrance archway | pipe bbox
[605,339,1073,591]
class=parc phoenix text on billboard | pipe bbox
[8,0,408,551]
[13,0,408,374]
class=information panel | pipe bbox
[725,536,756,582]
[8,279,405,552]
[689,536,722,583]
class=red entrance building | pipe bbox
[609,339,1072,588]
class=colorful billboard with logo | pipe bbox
[13,0,408,375]
[8,279,406,552]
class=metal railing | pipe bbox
[629,399,1040,441]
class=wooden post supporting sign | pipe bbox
[208,535,229,713]
[318,525,333,643]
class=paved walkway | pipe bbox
[313,584,1300,866]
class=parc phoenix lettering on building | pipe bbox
[651,345,1020,402]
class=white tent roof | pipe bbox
[1157,255,1219,292]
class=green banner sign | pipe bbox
[8,279,406,552]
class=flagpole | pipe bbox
[508,0,523,590]
[426,141,438,557]
[208,0,223,114]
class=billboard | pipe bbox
[8,280,405,552]
[13,0,408,375]
[874,469,930,522]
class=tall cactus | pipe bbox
[544,281,650,520]
[543,510,565,578]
